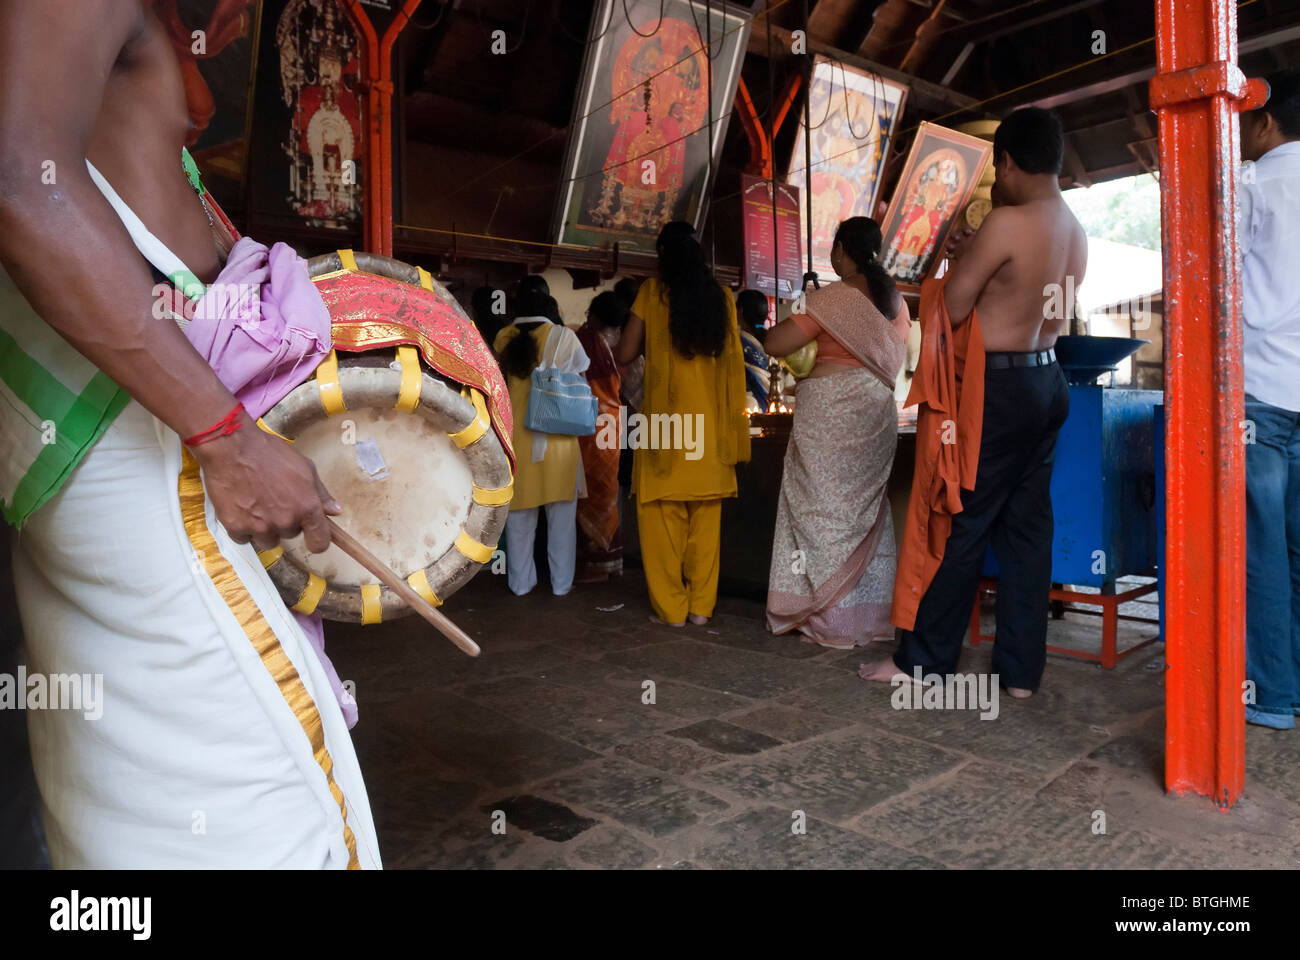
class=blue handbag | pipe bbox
[523,325,598,436]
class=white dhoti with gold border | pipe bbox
[13,400,380,869]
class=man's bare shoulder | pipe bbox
[969,206,1026,254]
[976,206,1023,235]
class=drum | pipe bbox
[258,250,515,623]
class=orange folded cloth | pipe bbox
[891,274,986,631]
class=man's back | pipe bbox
[967,197,1088,352]
[1241,141,1300,413]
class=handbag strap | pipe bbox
[537,323,559,370]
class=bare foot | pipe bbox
[858,658,913,685]
[687,614,710,626]
[649,614,685,628]
[1006,686,1033,699]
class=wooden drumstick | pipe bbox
[326,519,481,658]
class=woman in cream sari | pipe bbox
[763,217,910,647]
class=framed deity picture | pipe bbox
[878,122,993,293]
[249,0,367,233]
[552,0,752,254]
[787,56,907,282]
[161,0,264,213]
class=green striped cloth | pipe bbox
[0,149,209,526]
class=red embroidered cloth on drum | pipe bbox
[312,272,516,470]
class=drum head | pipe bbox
[280,407,474,588]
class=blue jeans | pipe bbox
[1244,395,1300,727]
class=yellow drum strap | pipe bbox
[258,546,284,570]
[394,345,422,413]
[338,249,359,273]
[316,349,347,416]
[472,478,514,507]
[454,531,495,565]
[360,584,383,625]
[292,573,327,615]
[407,568,442,607]
[448,388,489,448]
[256,419,294,444]
[417,266,435,292]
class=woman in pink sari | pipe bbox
[762,217,910,647]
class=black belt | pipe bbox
[985,348,1056,370]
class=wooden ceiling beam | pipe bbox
[1010,20,1300,112]
[747,22,980,113]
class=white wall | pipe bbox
[538,268,624,328]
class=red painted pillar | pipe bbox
[345,0,422,256]
[343,1,381,253]
[376,1,424,257]
[1149,0,1267,807]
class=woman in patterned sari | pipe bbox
[763,217,910,647]
[575,291,626,581]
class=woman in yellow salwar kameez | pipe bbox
[616,221,750,626]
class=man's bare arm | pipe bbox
[942,209,1013,324]
[0,0,335,551]
[0,1,237,440]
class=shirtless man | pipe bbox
[863,107,1087,697]
[0,1,377,867]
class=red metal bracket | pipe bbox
[735,77,772,178]
[1148,61,1267,109]
[772,72,803,143]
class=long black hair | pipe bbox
[834,216,902,319]
[656,221,727,358]
[499,283,551,381]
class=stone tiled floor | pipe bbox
[325,570,1300,869]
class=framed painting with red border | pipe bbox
[551,0,752,254]
[878,122,993,294]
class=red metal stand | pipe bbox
[1149,0,1267,808]
[969,578,1160,670]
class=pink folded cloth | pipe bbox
[187,237,331,419]
[186,237,358,728]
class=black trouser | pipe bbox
[894,357,1070,691]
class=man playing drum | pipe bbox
[0,0,379,868]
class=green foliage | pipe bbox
[1063,173,1163,251]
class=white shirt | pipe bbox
[1240,141,1300,412]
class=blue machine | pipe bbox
[983,338,1161,586]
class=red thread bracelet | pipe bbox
[183,403,245,447]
